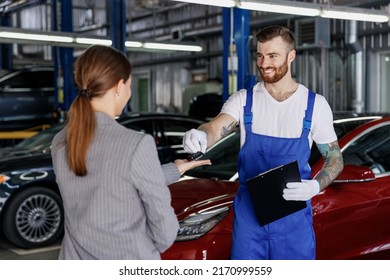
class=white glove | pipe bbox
[283,179,320,201]
[183,129,207,154]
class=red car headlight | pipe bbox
[176,206,229,241]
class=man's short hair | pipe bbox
[256,25,295,51]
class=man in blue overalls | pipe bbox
[183,25,343,260]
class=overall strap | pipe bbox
[302,89,316,136]
[244,87,254,134]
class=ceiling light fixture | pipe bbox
[239,1,320,17]
[125,41,143,48]
[172,0,389,23]
[143,42,203,52]
[320,9,389,23]
[75,37,112,46]
[0,31,73,43]
[0,27,203,52]
[171,0,235,8]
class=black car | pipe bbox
[118,113,205,164]
[188,93,223,119]
[0,113,204,248]
[0,67,57,132]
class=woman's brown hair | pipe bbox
[67,45,132,176]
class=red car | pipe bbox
[162,115,390,260]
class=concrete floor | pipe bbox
[0,232,60,260]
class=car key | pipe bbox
[187,151,204,161]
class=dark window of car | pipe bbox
[120,118,168,148]
[308,118,383,166]
[122,119,154,136]
[14,123,64,150]
[184,131,240,180]
[333,118,382,139]
[162,119,202,146]
[0,70,53,88]
[342,124,390,174]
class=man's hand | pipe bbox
[183,129,207,153]
[283,179,320,201]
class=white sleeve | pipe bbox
[220,88,246,122]
[312,95,338,144]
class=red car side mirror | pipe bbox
[333,164,375,183]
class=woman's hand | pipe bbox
[174,158,211,175]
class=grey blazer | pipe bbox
[51,112,179,259]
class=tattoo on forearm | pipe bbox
[315,141,344,190]
[220,121,237,138]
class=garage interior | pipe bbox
[0,0,390,259]
[1,1,389,116]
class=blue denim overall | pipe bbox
[231,88,316,260]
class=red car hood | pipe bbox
[169,178,238,220]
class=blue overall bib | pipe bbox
[231,87,316,260]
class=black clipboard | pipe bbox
[246,160,306,226]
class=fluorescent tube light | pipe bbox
[0,31,73,43]
[239,1,320,17]
[320,9,389,23]
[0,27,202,52]
[75,37,112,46]
[239,0,389,23]
[174,0,389,23]
[125,41,143,48]
[143,42,202,52]
[171,0,235,8]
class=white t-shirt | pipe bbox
[221,82,337,148]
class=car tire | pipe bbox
[2,187,64,249]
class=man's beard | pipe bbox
[258,58,289,83]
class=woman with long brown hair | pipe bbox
[51,45,210,259]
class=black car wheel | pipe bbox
[2,187,63,248]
